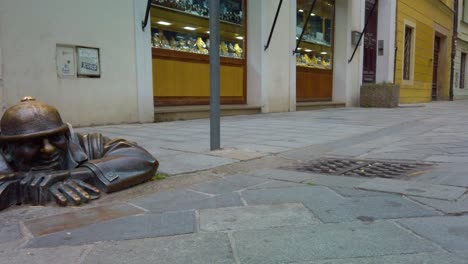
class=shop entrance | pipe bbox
[295,0,335,102]
[432,36,440,101]
[362,0,378,83]
[150,0,247,106]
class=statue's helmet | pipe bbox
[0,97,68,141]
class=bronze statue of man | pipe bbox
[0,97,159,210]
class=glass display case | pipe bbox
[151,0,245,59]
[295,0,334,69]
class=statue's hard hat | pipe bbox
[0,97,68,141]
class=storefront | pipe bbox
[295,0,334,102]
[0,0,367,126]
[150,0,246,106]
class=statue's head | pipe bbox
[0,97,69,172]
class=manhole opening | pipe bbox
[282,158,435,179]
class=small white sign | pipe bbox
[56,45,76,77]
[77,47,100,77]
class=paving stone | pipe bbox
[357,178,466,200]
[132,189,242,213]
[398,215,468,252]
[293,253,468,264]
[415,163,468,188]
[330,187,395,197]
[24,203,144,237]
[425,155,468,163]
[246,180,305,190]
[0,246,88,264]
[242,185,345,207]
[137,143,186,158]
[157,152,236,175]
[278,145,334,161]
[84,232,235,264]
[230,143,292,154]
[189,174,269,195]
[301,174,369,188]
[0,223,22,244]
[331,148,373,157]
[200,203,318,231]
[455,251,468,261]
[207,148,266,160]
[409,195,468,214]
[247,169,369,188]
[232,221,440,264]
[360,152,429,161]
[25,210,196,248]
[246,169,321,182]
[302,196,439,223]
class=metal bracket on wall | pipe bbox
[265,0,283,51]
[142,0,152,31]
[293,0,318,55]
[348,0,379,63]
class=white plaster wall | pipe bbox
[454,40,468,99]
[134,0,156,123]
[0,0,150,126]
[454,0,468,99]
[247,0,296,113]
[376,0,396,83]
[246,0,264,108]
[333,0,364,106]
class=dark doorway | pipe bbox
[362,0,378,83]
[432,36,440,100]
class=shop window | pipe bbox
[295,0,334,69]
[461,53,466,89]
[150,0,245,59]
[464,0,468,23]
[403,25,414,81]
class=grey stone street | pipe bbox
[2,101,468,263]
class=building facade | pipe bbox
[0,0,367,126]
[454,0,468,99]
[0,0,154,126]
[395,0,454,103]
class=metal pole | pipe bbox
[209,0,220,150]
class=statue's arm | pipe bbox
[0,173,20,210]
[78,136,159,193]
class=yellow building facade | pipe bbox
[395,0,454,103]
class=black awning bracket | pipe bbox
[293,0,318,55]
[348,0,379,63]
[265,0,283,51]
[142,0,152,31]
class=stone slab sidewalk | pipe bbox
[2,101,468,263]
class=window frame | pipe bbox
[461,52,467,89]
[463,0,468,24]
[402,20,416,85]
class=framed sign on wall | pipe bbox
[77,46,100,77]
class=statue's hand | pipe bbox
[0,180,19,210]
[49,179,100,206]
[19,171,70,205]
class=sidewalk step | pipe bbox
[296,101,345,111]
[154,105,261,122]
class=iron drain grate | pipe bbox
[283,158,435,179]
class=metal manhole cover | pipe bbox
[283,158,435,179]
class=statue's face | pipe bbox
[4,132,69,172]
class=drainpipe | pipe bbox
[393,0,398,84]
[450,0,458,101]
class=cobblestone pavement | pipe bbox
[1,101,468,263]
